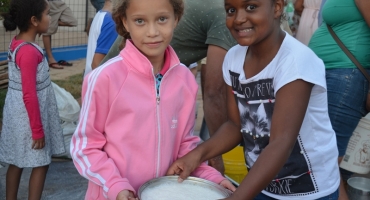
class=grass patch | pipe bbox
[0,73,83,121]
[52,73,83,99]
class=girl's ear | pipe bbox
[174,17,179,28]
[30,16,39,27]
[121,17,129,32]
[274,0,285,19]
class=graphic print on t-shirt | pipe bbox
[229,71,317,196]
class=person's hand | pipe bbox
[116,190,137,200]
[208,156,225,175]
[166,154,202,182]
[220,179,236,192]
[32,137,45,149]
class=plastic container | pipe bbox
[222,146,248,184]
[347,177,370,200]
[340,118,370,174]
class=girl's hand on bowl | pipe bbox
[116,190,137,200]
[220,179,236,192]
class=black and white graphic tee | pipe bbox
[222,34,340,199]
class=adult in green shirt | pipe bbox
[309,0,370,198]
[102,0,237,174]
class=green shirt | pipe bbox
[101,0,236,66]
[308,0,370,69]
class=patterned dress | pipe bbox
[0,42,65,168]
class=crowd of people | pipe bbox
[0,0,369,199]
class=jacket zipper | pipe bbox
[153,64,177,177]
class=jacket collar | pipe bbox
[120,39,180,77]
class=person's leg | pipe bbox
[53,2,77,66]
[42,35,62,68]
[6,164,23,200]
[28,165,49,200]
[43,1,63,68]
[326,68,369,200]
[58,2,78,27]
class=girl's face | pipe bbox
[37,3,51,34]
[224,0,283,46]
[122,0,178,61]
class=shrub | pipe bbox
[0,0,10,20]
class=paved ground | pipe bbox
[0,59,205,200]
[48,59,86,81]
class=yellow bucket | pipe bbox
[222,146,248,184]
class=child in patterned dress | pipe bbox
[0,0,65,199]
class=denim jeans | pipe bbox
[326,68,370,157]
[90,0,105,11]
[326,68,370,180]
[254,189,339,200]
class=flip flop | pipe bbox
[49,63,64,69]
[58,60,73,66]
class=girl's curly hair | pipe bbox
[112,0,184,49]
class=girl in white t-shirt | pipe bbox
[167,0,340,199]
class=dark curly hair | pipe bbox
[112,0,184,49]
[1,0,48,32]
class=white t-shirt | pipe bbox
[223,34,340,199]
[84,11,117,77]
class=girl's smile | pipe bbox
[225,0,283,47]
[235,27,254,37]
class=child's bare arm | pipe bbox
[355,0,370,27]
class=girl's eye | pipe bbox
[226,8,236,14]
[158,17,168,23]
[135,19,144,25]
[246,5,257,11]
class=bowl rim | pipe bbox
[138,175,233,199]
[347,177,370,194]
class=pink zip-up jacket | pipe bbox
[70,40,226,200]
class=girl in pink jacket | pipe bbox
[70,0,234,199]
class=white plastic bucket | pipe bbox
[340,118,370,174]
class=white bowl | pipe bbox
[138,176,232,200]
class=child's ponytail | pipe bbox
[2,13,17,32]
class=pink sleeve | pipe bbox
[70,72,135,199]
[177,92,226,185]
[16,45,44,140]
